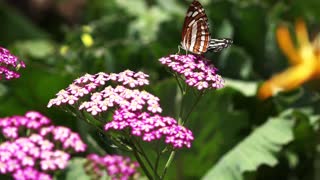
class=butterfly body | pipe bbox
[180,0,232,54]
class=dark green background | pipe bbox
[1,0,320,179]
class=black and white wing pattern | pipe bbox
[180,0,232,54]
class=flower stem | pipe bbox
[182,92,203,125]
[132,144,153,180]
[154,141,161,174]
[173,73,185,94]
[128,135,163,179]
[160,150,176,179]
[132,137,155,174]
[175,77,185,125]
[153,153,160,177]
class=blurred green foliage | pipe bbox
[1,0,320,179]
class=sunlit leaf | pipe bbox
[156,0,185,15]
[202,110,295,180]
[14,40,55,59]
[129,7,171,43]
[224,78,258,97]
[115,0,146,15]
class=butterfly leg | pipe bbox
[177,45,189,55]
[177,45,181,54]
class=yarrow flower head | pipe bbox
[0,111,51,139]
[47,70,150,109]
[159,54,224,90]
[0,111,87,180]
[105,109,194,148]
[0,47,25,80]
[86,154,139,180]
[48,70,194,149]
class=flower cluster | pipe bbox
[0,111,87,180]
[79,86,162,116]
[48,70,194,148]
[0,136,69,180]
[0,111,51,139]
[159,54,224,90]
[86,154,139,180]
[105,109,194,148]
[0,47,25,80]
[47,70,150,108]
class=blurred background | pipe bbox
[1,0,320,179]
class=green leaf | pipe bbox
[224,78,258,97]
[116,0,171,43]
[156,0,185,15]
[59,158,91,180]
[202,110,295,180]
[115,0,147,16]
[129,7,171,43]
[0,84,8,99]
[14,40,55,59]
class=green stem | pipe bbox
[132,137,155,173]
[154,142,162,177]
[173,73,184,94]
[182,92,203,125]
[132,145,154,180]
[174,79,185,125]
[154,153,161,179]
[160,150,176,179]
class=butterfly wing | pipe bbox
[190,19,211,54]
[181,0,233,54]
[207,38,233,52]
[181,1,211,54]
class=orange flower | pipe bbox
[258,19,320,100]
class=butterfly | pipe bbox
[180,0,233,54]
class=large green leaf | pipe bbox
[202,111,295,180]
[224,78,258,97]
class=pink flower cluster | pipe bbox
[0,136,69,180]
[105,109,194,148]
[87,154,139,180]
[159,54,224,90]
[47,70,150,109]
[0,111,51,139]
[79,85,162,116]
[48,70,194,149]
[0,47,25,80]
[0,111,87,180]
